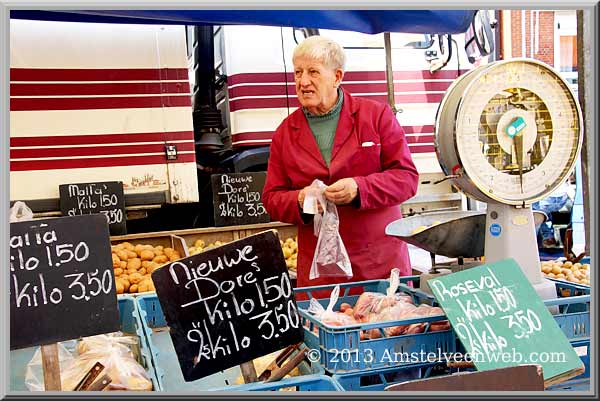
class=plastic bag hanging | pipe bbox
[303,179,352,280]
[10,201,34,222]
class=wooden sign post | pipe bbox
[429,258,585,388]
[59,181,127,235]
[10,214,120,389]
[211,172,270,227]
[151,230,303,382]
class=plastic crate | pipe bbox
[223,375,344,391]
[332,361,445,391]
[547,378,590,392]
[135,293,327,391]
[546,280,590,341]
[295,276,456,374]
[9,296,159,391]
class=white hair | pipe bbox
[292,35,346,71]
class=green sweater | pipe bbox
[303,89,344,167]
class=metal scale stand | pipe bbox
[388,59,583,300]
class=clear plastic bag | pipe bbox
[24,332,152,391]
[307,285,356,327]
[303,180,352,280]
[353,268,404,322]
[10,201,34,222]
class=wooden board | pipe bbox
[10,214,120,350]
[59,181,126,235]
[151,230,303,382]
[211,172,270,227]
[385,364,545,391]
[429,258,585,386]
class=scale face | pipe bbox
[433,59,583,288]
[437,59,583,206]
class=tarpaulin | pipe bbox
[10,10,476,34]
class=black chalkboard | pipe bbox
[151,230,303,382]
[59,181,127,235]
[211,172,270,227]
[10,214,120,350]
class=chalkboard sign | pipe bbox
[59,181,126,235]
[429,259,584,384]
[10,214,120,350]
[151,230,303,381]
[211,172,270,227]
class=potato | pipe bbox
[551,266,562,275]
[138,267,147,276]
[117,250,129,261]
[146,263,160,274]
[134,244,145,256]
[112,254,121,268]
[115,280,125,295]
[282,247,293,259]
[142,261,153,269]
[127,258,142,270]
[163,248,175,257]
[121,279,130,292]
[119,261,127,269]
[153,255,169,264]
[129,272,143,284]
[169,253,181,262]
[129,284,138,293]
[194,239,205,248]
[114,268,123,277]
[339,303,352,313]
[121,242,135,251]
[126,250,137,259]
[140,249,155,261]
[138,280,152,293]
[344,308,354,316]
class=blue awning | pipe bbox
[10,10,476,34]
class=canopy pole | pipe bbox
[576,10,593,255]
[384,32,397,114]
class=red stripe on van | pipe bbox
[228,93,443,112]
[10,95,191,111]
[10,153,196,172]
[229,81,451,98]
[408,144,436,153]
[10,131,194,147]
[403,125,434,135]
[11,82,191,96]
[10,142,195,159]
[227,69,469,85]
[406,135,435,144]
[10,68,190,82]
[231,132,275,142]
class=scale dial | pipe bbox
[435,59,583,206]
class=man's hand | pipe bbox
[298,186,323,213]
[324,178,358,205]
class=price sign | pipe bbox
[151,230,302,381]
[211,173,270,227]
[429,258,584,384]
[59,181,126,235]
[10,214,119,350]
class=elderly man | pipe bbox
[263,36,418,288]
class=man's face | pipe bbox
[293,55,343,115]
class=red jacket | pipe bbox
[263,89,418,290]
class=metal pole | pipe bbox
[576,10,593,255]
[384,32,397,113]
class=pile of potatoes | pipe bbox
[111,242,182,294]
[541,258,590,286]
[281,236,298,272]
[188,239,228,256]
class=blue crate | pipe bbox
[9,296,159,392]
[221,375,344,391]
[547,378,590,392]
[295,276,456,374]
[135,293,327,391]
[332,361,444,391]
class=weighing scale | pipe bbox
[387,59,583,299]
